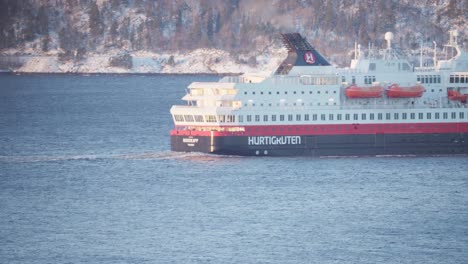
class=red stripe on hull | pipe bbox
[171,122,468,137]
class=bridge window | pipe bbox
[195,115,204,122]
[174,115,184,122]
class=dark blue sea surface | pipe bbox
[1,73,467,264]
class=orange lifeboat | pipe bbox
[345,84,384,98]
[448,90,468,103]
[386,84,425,98]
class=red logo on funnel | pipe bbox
[304,51,315,64]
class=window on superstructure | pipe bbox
[247,115,252,122]
[443,112,448,119]
[244,92,247,95]
[394,113,399,120]
[450,76,454,83]
[386,113,391,120]
[461,76,465,83]
[378,113,383,120]
[263,115,268,122]
[342,76,346,82]
[238,115,244,123]
[227,115,236,123]
[337,114,342,120]
[460,112,465,119]
[255,115,260,122]
[370,113,374,120]
[285,91,288,95]
[313,114,318,121]
[435,113,440,119]
[451,112,456,119]
[272,115,276,121]
[195,115,204,122]
[288,115,293,121]
[184,115,195,122]
[174,115,184,122]
[277,91,280,95]
[280,115,285,121]
[402,113,407,120]
[353,114,358,120]
[437,76,441,83]
[410,113,415,120]
[295,114,301,121]
[427,113,432,119]
[305,114,310,121]
[321,114,326,121]
[329,114,334,121]
[345,114,350,120]
[361,114,366,120]
[455,76,460,83]
[293,91,297,94]
[418,113,423,119]
[369,63,376,71]
[205,115,217,123]
[260,92,264,95]
[417,76,421,83]
[218,115,225,123]
[352,76,356,84]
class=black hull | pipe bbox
[171,133,468,157]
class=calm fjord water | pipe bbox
[0,74,467,263]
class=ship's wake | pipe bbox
[0,151,211,163]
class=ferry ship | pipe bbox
[170,30,468,156]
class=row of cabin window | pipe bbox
[417,75,441,84]
[239,112,466,122]
[244,102,338,107]
[449,75,468,83]
[244,90,337,95]
[175,111,466,123]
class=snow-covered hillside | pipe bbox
[0,0,466,74]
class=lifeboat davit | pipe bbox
[345,84,384,98]
[448,90,468,103]
[386,84,425,98]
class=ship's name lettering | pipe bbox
[248,136,301,145]
[183,138,199,144]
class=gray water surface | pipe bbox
[1,74,467,263]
